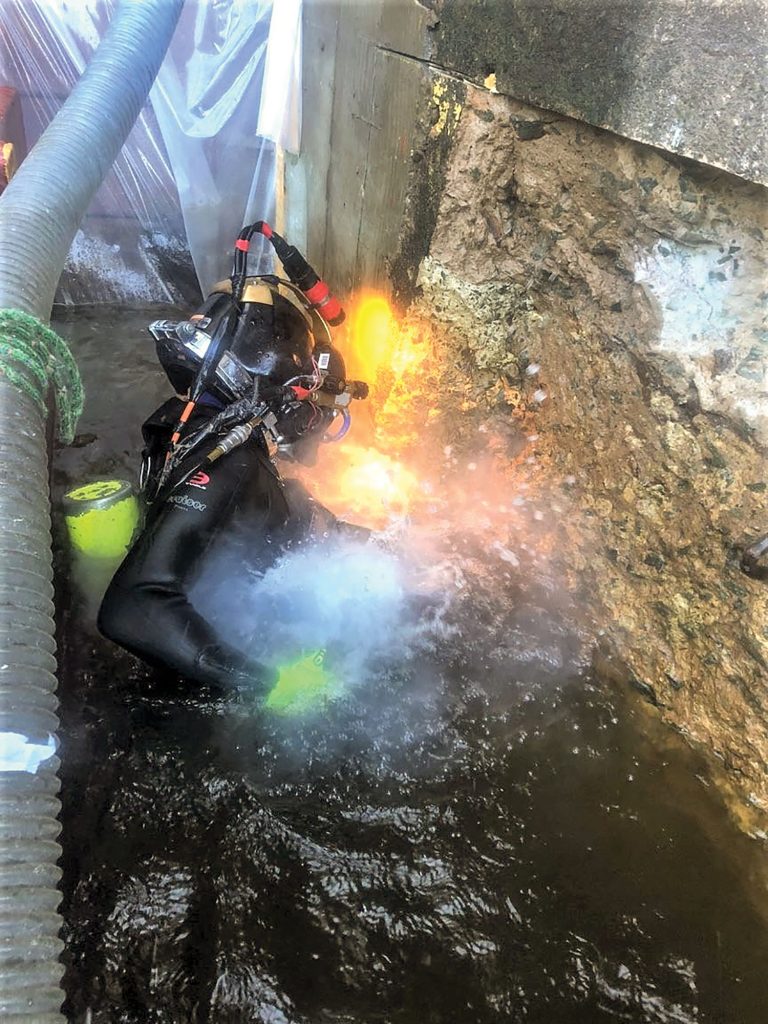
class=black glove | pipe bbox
[195,643,278,697]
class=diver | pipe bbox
[98,222,369,694]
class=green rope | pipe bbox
[0,308,84,444]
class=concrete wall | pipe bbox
[295,0,767,297]
[295,0,432,294]
[433,0,768,187]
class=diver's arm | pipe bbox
[99,575,274,693]
[99,439,285,693]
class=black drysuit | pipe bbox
[99,286,365,692]
[98,398,357,694]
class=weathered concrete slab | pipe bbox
[296,1,341,268]
[431,0,768,185]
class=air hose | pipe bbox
[0,1,184,1018]
[232,221,346,326]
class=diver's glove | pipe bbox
[195,643,278,698]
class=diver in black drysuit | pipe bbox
[98,278,365,694]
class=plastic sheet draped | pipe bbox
[0,0,302,304]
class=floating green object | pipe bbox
[63,479,140,560]
[266,649,343,714]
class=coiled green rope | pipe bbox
[0,308,83,444]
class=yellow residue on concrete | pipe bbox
[430,77,463,138]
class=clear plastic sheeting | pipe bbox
[1,0,301,303]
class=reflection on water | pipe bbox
[53,308,768,1023]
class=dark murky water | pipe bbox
[52,308,768,1024]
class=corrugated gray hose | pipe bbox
[0,0,184,1018]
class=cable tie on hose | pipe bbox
[235,239,250,251]
[0,308,84,443]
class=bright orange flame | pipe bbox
[283,292,436,529]
[291,292,555,557]
[346,293,399,381]
[341,292,433,449]
[306,442,419,529]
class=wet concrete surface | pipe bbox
[51,307,768,1023]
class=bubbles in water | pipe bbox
[189,534,451,713]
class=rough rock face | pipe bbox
[398,85,768,820]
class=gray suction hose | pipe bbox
[0,1,184,1018]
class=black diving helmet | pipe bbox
[147,269,368,475]
[148,277,343,406]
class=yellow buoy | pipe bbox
[62,479,140,560]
